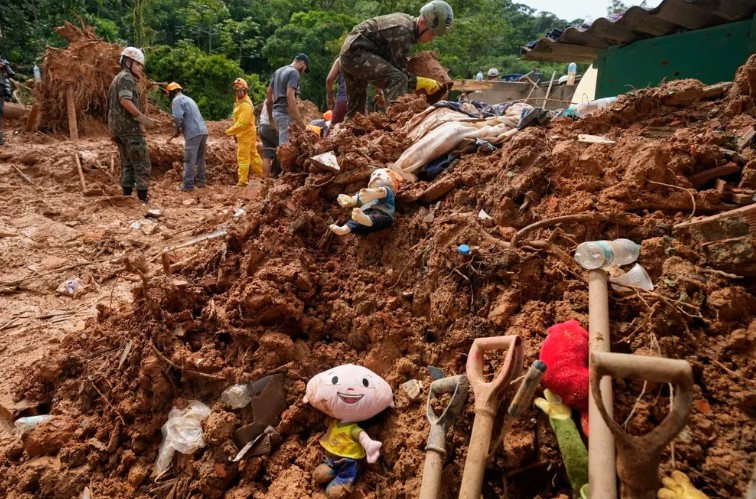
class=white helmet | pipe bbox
[120,47,145,65]
[487,67,499,78]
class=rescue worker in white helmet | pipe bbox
[107,47,157,203]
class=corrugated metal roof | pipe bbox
[521,0,756,63]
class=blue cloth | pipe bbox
[324,456,359,490]
[346,210,394,234]
[171,94,208,139]
[357,186,395,218]
[419,153,457,181]
[182,134,207,189]
[336,71,347,102]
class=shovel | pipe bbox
[459,335,524,499]
[419,375,470,499]
[591,352,694,499]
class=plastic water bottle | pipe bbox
[567,62,577,85]
[574,238,641,269]
[574,97,618,118]
[14,415,54,435]
[33,64,41,83]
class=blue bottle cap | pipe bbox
[458,244,470,255]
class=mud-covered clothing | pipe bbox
[270,66,300,115]
[358,186,395,218]
[320,419,365,459]
[171,93,208,139]
[225,94,263,184]
[108,70,143,137]
[115,135,151,190]
[340,13,418,117]
[182,134,207,190]
[322,455,359,489]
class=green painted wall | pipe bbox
[595,15,756,98]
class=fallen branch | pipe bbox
[74,152,87,192]
[149,340,226,381]
[511,212,642,246]
[11,165,34,185]
[647,180,696,219]
[88,377,127,425]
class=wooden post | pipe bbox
[66,86,78,142]
[542,71,556,108]
[24,104,40,133]
[74,152,87,192]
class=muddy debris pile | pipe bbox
[1,59,755,499]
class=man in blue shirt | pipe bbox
[167,82,209,191]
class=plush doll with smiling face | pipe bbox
[304,364,394,499]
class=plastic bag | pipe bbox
[56,278,82,297]
[153,401,211,478]
[221,384,251,409]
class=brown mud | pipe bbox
[0,56,754,499]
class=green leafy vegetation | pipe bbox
[0,0,582,117]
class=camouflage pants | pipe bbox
[116,135,151,190]
[0,96,4,145]
[340,50,411,119]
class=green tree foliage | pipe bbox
[147,41,266,119]
[262,10,356,108]
[2,0,579,111]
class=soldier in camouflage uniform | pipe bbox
[339,0,453,119]
[108,47,157,202]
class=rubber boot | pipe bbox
[122,186,133,196]
[137,189,149,203]
[237,164,250,187]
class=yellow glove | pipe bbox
[415,77,440,95]
[658,471,708,499]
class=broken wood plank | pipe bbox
[66,85,79,142]
[736,126,754,151]
[117,340,133,370]
[451,79,531,92]
[74,152,87,192]
[688,162,740,188]
[673,203,756,236]
[642,126,677,138]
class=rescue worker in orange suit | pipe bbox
[225,78,263,186]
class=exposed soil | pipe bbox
[0,52,754,499]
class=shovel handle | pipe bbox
[426,375,470,427]
[466,335,523,415]
[590,352,693,448]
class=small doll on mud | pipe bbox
[304,364,394,498]
[329,168,402,235]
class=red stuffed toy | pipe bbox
[539,320,590,435]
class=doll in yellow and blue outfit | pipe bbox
[304,364,394,499]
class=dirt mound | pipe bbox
[726,53,756,116]
[1,60,755,499]
[408,51,453,104]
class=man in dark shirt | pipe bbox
[339,1,453,118]
[107,47,157,202]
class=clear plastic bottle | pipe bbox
[33,64,41,83]
[14,415,54,435]
[574,238,640,269]
[567,62,577,85]
[574,97,618,118]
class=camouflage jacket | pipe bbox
[341,13,417,84]
[107,70,143,137]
